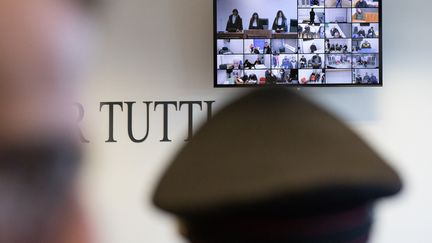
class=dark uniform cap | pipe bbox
[153,88,402,218]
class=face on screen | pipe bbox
[215,0,381,86]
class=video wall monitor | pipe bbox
[214,0,382,87]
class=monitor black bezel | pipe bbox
[213,0,383,88]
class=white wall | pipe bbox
[325,8,352,23]
[79,0,432,243]
[217,0,297,31]
[326,69,352,83]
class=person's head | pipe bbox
[311,8,314,11]
[252,12,259,20]
[264,42,269,47]
[277,10,285,19]
[0,0,97,139]
[0,0,96,96]
[0,1,97,241]
[357,8,362,13]
[232,9,239,16]
[153,89,402,243]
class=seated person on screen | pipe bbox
[248,74,258,84]
[363,73,371,83]
[226,9,243,32]
[249,44,261,54]
[355,74,363,84]
[281,56,293,69]
[277,69,287,83]
[310,72,317,82]
[244,59,256,69]
[300,55,307,68]
[355,0,369,8]
[249,13,263,30]
[330,27,342,38]
[353,27,367,38]
[362,40,371,48]
[310,43,317,53]
[352,27,360,38]
[265,69,277,85]
[272,10,288,32]
[354,8,365,21]
[264,42,272,54]
[255,57,263,65]
[311,54,322,68]
[369,74,378,84]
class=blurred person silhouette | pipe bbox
[0,0,97,243]
[153,88,402,243]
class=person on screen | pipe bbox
[249,13,263,30]
[244,59,256,69]
[249,74,258,84]
[355,0,369,8]
[226,9,243,32]
[363,73,371,83]
[330,27,342,38]
[352,27,359,38]
[264,42,272,54]
[318,25,325,38]
[311,54,322,69]
[265,69,277,85]
[367,27,376,38]
[369,74,378,84]
[272,10,288,32]
[354,8,365,21]
[355,74,363,84]
[300,55,307,68]
[278,69,289,83]
[310,0,320,6]
[281,56,293,69]
[336,0,343,7]
[310,42,317,53]
[309,8,316,24]
[255,57,263,65]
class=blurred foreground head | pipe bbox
[0,0,96,243]
[0,0,96,140]
[154,88,402,243]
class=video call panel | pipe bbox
[215,0,381,86]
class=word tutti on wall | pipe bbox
[76,101,215,143]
